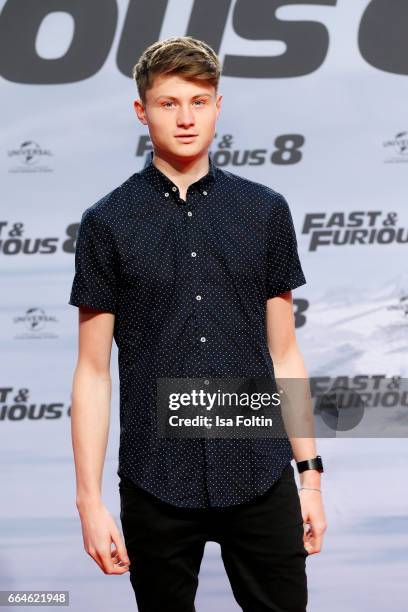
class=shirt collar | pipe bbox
[140,150,217,199]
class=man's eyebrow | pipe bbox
[155,93,212,101]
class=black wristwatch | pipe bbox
[296,455,324,474]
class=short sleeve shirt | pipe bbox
[69,151,307,508]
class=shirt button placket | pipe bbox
[184,190,208,356]
[200,184,213,504]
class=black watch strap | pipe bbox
[296,455,324,474]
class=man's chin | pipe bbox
[169,144,207,160]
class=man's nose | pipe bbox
[176,105,195,127]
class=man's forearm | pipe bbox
[70,363,111,508]
[270,344,321,487]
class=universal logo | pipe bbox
[13,307,58,339]
[7,140,53,173]
[383,131,408,164]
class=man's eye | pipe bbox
[161,100,205,108]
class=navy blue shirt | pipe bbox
[69,151,307,508]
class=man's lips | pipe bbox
[175,134,198,138]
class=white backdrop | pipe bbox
[1,1,408,610]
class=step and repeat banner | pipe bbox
[1,1,407,610]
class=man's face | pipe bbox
[134,73,222,161]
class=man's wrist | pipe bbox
[76,491,103,511]
[296,454,324,474]
[299,469,322,487]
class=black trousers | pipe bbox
[119,462,308,612]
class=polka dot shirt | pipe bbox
[69,151,307,508]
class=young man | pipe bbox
[69,36,327,612]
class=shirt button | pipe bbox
[200,336,206,342]
[191,251,197,257]
[202,190,208,196]
[187,211,193,217]
[164,192,169,197]
[204,379,210,385]
[196,295,202,301]
[171,186,177,192]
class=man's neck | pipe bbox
[152,149,210,193]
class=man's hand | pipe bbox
[77,499,130,574]
[299,490,327,555]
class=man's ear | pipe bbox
[134,99,147,125]
[216,93,222,117]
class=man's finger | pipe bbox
[111,530,131,566]
[97,549,126,574]
[304,524,325,555]
[110,549,129,568]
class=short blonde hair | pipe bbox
[132,36,221,104]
